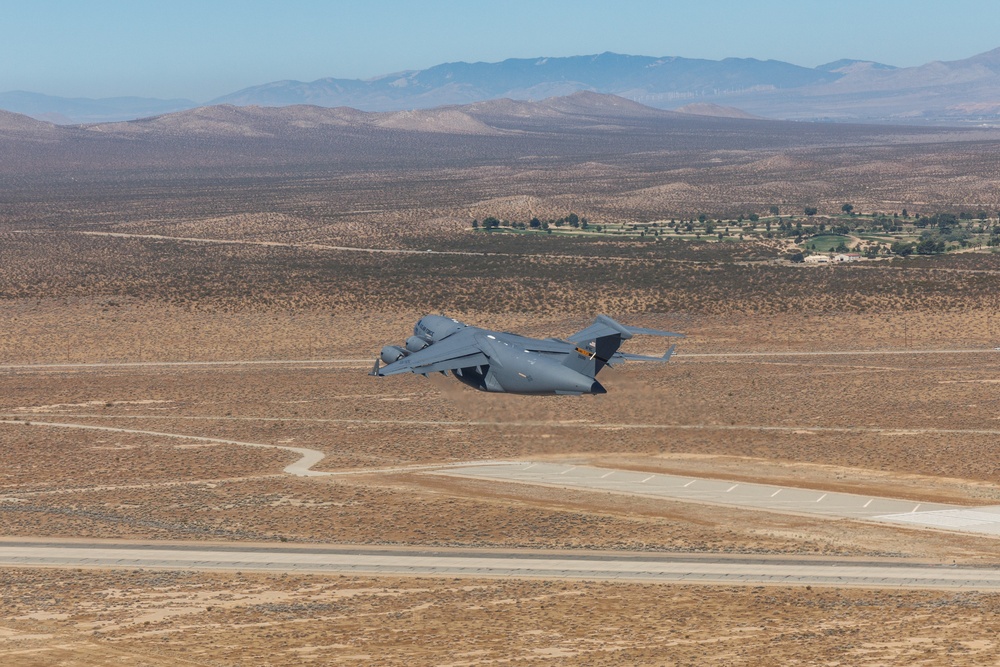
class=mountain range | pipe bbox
[3,49,1000,125]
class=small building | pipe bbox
[804,254,830,264]
[833,253,861,263]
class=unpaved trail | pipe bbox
[74,230,489,257]
[0,419,329,477]
[0,418,517,478]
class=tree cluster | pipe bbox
[473,213,586,232]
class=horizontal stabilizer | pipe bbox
[616,344,677,363]
[616,344,677,362]
[568,315,684,345]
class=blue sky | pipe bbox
[3,0,999,101]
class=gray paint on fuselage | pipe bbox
[374,314,682,395]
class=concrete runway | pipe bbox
[2,540,999,589]
[433,462,1000,537]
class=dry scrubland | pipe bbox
[2,357,1000,561]
[1,231,999,364]
[3,568,1000,666]
[3,106,1000,663]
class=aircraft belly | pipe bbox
[455,365,490,391]
[488,354,596,395]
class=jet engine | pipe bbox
[380,345,409,364]
[413,315,467,343]
[405,336,430,353]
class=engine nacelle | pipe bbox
[405,336,430,353]
[414,315,467,343]
[380,345,408,364]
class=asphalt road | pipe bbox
[1,539,998,590]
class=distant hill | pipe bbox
[3,91,993,211]
[85,102,503,137]
[4,48,1000,126]
[81,92,686,140]
[713,48,1000,123]
[674,103,762,119]
[815,59,898,73]
[0,91,195,124]
[0,92,768,179]
[0,109,63,139]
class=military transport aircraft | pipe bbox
[370,314,683,395]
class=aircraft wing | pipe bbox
[375,332,489,376]
[494,332,575,354]
[568,315,684,344]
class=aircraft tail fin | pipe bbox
[561,332,623,378]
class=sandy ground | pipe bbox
[1,298,998,364]
[2,306,1000,663]
[3,568,1000,666]
[5,110,1000,663]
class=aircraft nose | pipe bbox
[590,380,607,395]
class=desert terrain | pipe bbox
[2,97,1000,664]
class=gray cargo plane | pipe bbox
[371,314,682,395]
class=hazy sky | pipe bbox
[4,0,999,101]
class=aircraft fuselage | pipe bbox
[373,314,681,396]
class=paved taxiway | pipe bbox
[433,463,1000,537]
[2,540,999,589]
[5,417,1000,535]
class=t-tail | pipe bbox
[571,333,622,374]
[564,314,683,379]
[562,328,624,375]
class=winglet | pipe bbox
[370,357,381,377]
[662,344,676,362]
